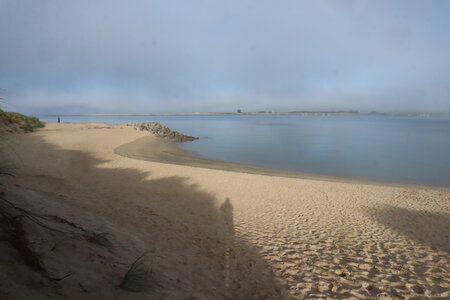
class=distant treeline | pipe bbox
[288,110,359,114]
[44,111,449,117]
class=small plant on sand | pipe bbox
[120,251,153,292]
[83,230,114,248]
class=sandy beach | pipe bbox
[1,122,449,299]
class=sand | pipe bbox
[1,122,449,299]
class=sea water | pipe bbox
[38,115,450,187]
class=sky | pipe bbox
[0,0,449,114]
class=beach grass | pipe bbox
[120,251,153,292]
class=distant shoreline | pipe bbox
[42,112,449,117]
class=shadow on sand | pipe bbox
[366,205,450,253]
[4,133,289,299]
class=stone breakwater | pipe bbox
[132,122,199,142]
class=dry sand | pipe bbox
[1,122,449,299]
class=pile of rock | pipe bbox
[133,122,199,142]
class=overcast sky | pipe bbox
[0,0,449,114]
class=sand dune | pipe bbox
[1,123,449,299]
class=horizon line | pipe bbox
[39,111,450,117]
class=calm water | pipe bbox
[39,115,450,187]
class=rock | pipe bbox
[133,122,199,142]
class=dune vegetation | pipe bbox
[0,109,44,132]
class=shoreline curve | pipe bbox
[114,135,449,190]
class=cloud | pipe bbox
[0,0,449,113]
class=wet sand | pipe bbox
[115,134,449,190]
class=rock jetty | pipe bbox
[133,122,199,142]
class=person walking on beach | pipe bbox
[58,116,60,123]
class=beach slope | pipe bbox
[1,123,449,299]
